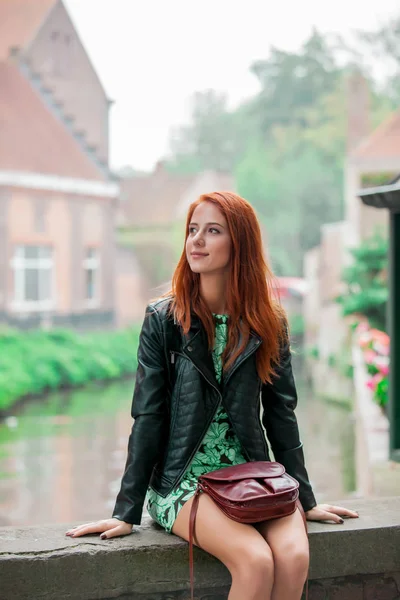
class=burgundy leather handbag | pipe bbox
[189,461,308,600]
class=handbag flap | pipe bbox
[200,461,285,482]
[204,473,298,502]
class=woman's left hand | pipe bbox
[305,504,359,524]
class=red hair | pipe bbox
[166,191,287,384]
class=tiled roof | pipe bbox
[0,0,57,60]
[0,61,105,180]
[352,108,400,159]
[119,167,196,227]
[119,165,236,227]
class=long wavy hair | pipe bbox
[166,191,287,384]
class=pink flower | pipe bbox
[359,331,373,348]
[356,321,369,334]
[366,373,383,391]
[364,350,376,365]
[370,329,390,346]
[374,341,390,356]
[378,364,389,377]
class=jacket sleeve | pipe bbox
[112,305,168,525]
[261,337,317,512]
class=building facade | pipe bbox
[0,0,121,329]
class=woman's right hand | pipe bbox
[65,518,133,539]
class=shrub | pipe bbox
[0,325,141,412]
[336,232,388,332]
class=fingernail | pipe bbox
[339,518,344,524]
[100,533,107,540]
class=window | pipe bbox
[83,248,100,307]
[11,245,54,311]
[50,30,73,76]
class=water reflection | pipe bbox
[0,360,356,527]
[0,380,134,527]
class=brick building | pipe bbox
[0,0,122,329]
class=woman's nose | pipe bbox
[193,233,205,246]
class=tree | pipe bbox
[166,89,239,173]
[236,144,343,276]
[250,28,340,134]
[357,13,400,103]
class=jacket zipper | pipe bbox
[257,386,270,457]
[168,349,224,489]
[223,338,261,387]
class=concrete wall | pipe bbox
[345,158,395,248]
[304,222,349,357]
[1,497,399,599]
[351,342,399,498]
[303,223,354,400]
[303,246,320,351]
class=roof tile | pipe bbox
[119,165,235,227]
[352,108,400,159]
[0,0,57,60]
[0,61,105,180]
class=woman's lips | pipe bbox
[191,253,208,258]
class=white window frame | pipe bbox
[10,245,55,312]
[83,248,101,309]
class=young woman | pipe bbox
[66,192,358,600]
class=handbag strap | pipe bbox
[189,488,202,600]
[189,490,308,600]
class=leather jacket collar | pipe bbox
[181,312,262,391]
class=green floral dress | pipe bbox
[145,314,247,533]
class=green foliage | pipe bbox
[308,346,320,360]
[328,353,337,368]
[374,376,389,408]
[361,172,398,188]
[250,29,340,134]
[167,89,240,173]
[336,232,388,331]
[288,314,305,337]
[357,15,400,103]
[236,143,343,274]
[0,326,141,412]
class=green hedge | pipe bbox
[0,325,141,412]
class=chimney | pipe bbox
[154,160,166,174]
[346,70,370,154]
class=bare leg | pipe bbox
[172,493,275,600]
[255,508,309,600]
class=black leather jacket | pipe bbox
[113,298,317,525]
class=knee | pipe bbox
[231,546,274,583]
[275,542,309,581]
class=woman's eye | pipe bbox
[210,228,220,234]
[188,227,197,234]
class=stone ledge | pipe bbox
[1,497,399,600]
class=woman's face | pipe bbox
[186,201,231,275]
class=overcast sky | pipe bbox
[63,0,399,172]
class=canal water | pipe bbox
[0,359,356,527]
